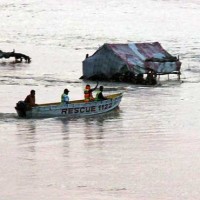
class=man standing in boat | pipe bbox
[61,88,70,104]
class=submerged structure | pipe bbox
[82,42,181,84]
[0,50,31,63]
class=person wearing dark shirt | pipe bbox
[24,90,37,108]
[95,86,107,101]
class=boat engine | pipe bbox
[15,101,27,117]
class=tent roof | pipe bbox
[97,42,181,74]
[107,42,171,62]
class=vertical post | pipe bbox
[177,71,180,80]
[158,75,160,81]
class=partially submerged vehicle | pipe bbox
[15,93,123,118]
[0,50,31,63]
[81,42,181,85]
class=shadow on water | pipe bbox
[0,112,18,122]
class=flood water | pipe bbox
[0,0,200,199]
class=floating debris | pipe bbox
[0,49,31,63]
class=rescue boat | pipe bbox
[15,93,123,118]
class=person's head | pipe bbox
[85,84,90,90]
[99,86,104,91]
[30,90,35,96]
[64,88,69,94]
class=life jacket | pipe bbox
[84,86,94,102]
[84,89,90,102]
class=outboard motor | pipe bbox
[15,101,27,117]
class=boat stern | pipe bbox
[15,101,27,117]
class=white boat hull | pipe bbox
[15,93,123,118]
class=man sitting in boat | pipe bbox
[24,90,37,109]
[84,82,98,102]
[61,88,70,104]
[95,86,107,101]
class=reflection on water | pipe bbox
[16,120,37,153]
[84,108,121,136]
[11,108,122,158]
